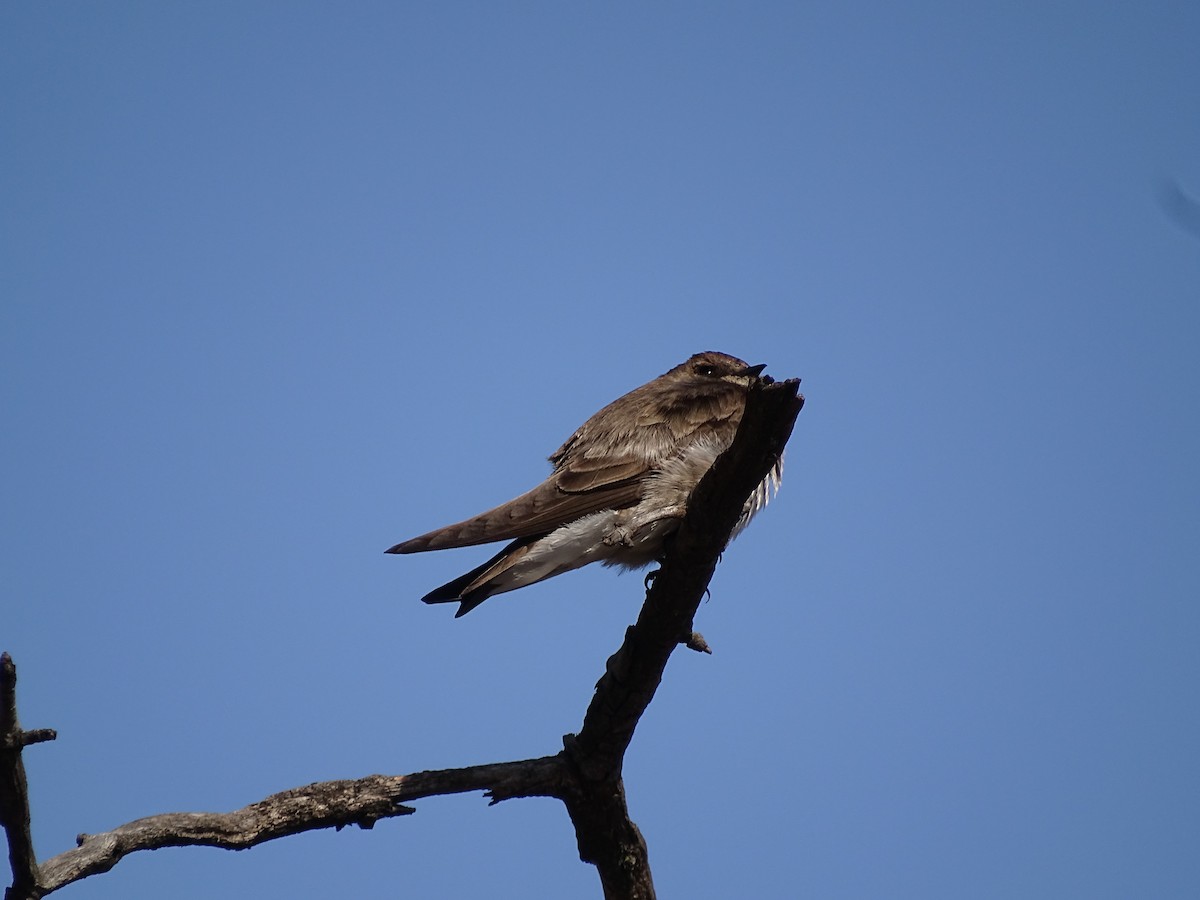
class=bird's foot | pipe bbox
[604,524,635,547]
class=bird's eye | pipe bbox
[694,364,718,377]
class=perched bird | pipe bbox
[387,351,785,616]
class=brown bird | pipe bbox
[387,351,785,616]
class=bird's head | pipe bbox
[670,351,769,388]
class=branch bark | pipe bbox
[2,653,56,900]
[2,377,803,900]
[38,757,568,895]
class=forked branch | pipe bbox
[2,378,803,900]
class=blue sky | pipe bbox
[3,3,1199,897]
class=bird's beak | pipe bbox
[740,363,768,378]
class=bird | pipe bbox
[387,351,785,616]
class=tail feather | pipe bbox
[419,538,535,617]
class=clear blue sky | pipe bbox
[3,3,1199,898]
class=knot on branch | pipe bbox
[2,729,57,751]
[682,632,712,654]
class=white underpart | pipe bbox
[649,439,784,542]
[486,440,783,596]
[488,509,665,594]
[732,451,784,540]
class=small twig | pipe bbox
[683,632,712,654]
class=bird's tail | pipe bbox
[419,538,535,617]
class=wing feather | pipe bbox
[387,472,644,553]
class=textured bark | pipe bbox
[2,378,802,900]
[2,653,56,900]
[37,758,568,895]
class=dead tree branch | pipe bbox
[2,653,57,900]
[38,757,569,895]
[2,378,802,900]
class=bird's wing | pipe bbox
[555,454,648,492]
[387,457,649,553]
[391,375,753,556]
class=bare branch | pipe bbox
[34,755,568,896]
[2,652,55,900]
